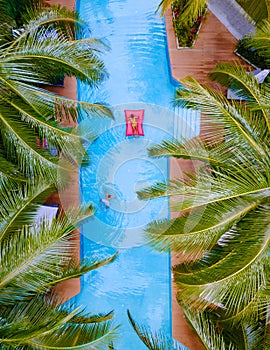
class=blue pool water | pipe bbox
[75,0,196,348]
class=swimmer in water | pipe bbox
[100,193,116,211]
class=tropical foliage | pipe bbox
[0,0,112,188]
[157,0,207,22]
[235,19,270,69]
[157,0,269,23]
[127,310,187,350]
[158,0,269,49]
[157,0,207,48]
[0,181,118,348]
[172,0,206,48]
[235,0,270,23]
[137,35,270,349]
[245,19,270,66]
[236,35,269,69]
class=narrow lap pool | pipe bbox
[75,0,197,348]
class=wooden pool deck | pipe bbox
[165,8,245,83]
[48,1,247,348]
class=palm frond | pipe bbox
[138,158,269,213]
[127,310,177,350]
[22,4,82,40]
[156,0,207,23]
[44,252,118,291]
[33,322,118,349]
[0,110,72,185]
[1,2,83,49]
[66,310,114,324]
[262,319,270,349]
[0,207,117,303]
[174,204,270,319]
[209,62,270,132]
[245,19,270,64]
[145,197,261,257]
[0,7,112,187]
[0,294,118,349]
[147,136,256,170]
[3,80,113,123]
[179,306,238,350]
[175,0,207,25]
[3,35,107,87]
[0,95,86,159]
[0,152,27,183]
[156,0,174,15]
[148,137,216,162]
[176,77,266,155]
[237,0,269,23]
[0,181,54,241]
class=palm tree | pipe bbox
[0,0,112,187]
[137,59,270,348]
[0,180,118,348]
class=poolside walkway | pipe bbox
[208,0,255,40]
[165,8,250,83]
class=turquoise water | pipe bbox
[75,0,195,348]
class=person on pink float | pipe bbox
[129,114,138,135]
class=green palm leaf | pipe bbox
[156,0,207,23]
[138,160,269,209]
[47,252,118,292]
[173,0,207,25]
[0,111,72,184]
[181,300,268,349]
[0,206,118,303]
[174,204,270,320]
[127,310,185,349]
[0,10,111,186]
[3,30,107,87]
[245,20,270,64]
[148,137,216,162]
[21,5,83,40]
[0,181,54,241]
[0,295,118,349]
[5,80,113,123]
[0,151,27,183]
[0,96,92,172]
[175,77,266,155]
[145,197,261,258]
[236,0,269,23]
[209,62,270,132]
[147,135,267,171]
[1,1,83,48]
[156,0,174,14]
[179,306,237,350]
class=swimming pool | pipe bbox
[75,0,198,348]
